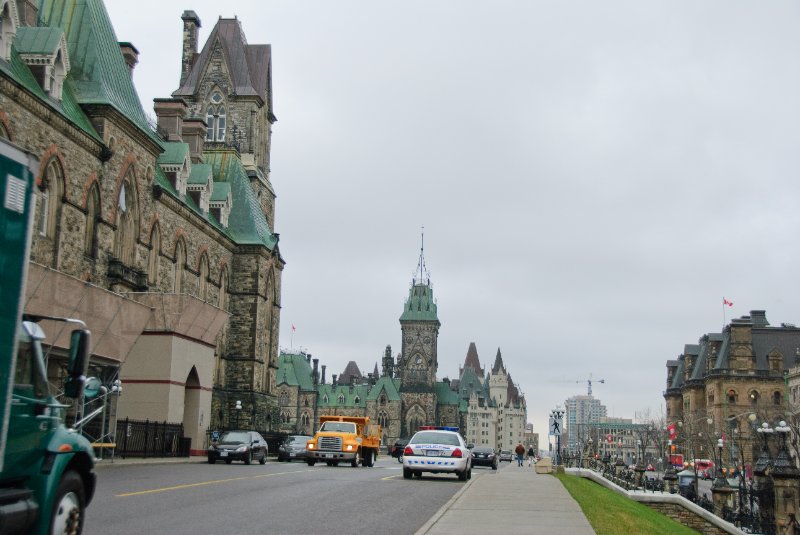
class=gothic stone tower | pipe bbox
[398,241,440,435]
[172,12,283,428]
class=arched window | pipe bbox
[279,392,289,406]
[218,267,228,310]
[749,390,760,405]
[148,224,161,286]
[37,159,63,240]
[338,393,345,404]
[773,391,782,405]
[84,184,100,257]
[174,238,186,293]
[377,411,388,428]
[198,253,209,301]
[380,394,387,406]
[354,395,360,404]
[301,413,310,427]
[322,395,329,404]
[0,120,8,140]
[113,175,138,265]
[727,389,738,404]
[205,91,226,142]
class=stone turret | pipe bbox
[180,10,201,86]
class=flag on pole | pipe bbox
[291,324,296,332]
[723,298,733,307]
[667,423,676,440]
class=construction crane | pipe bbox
[577,374,605,396]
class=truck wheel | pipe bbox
[397,455,403,463]
[259,453,267,465]
[51,470,85,535]
[306,459,316,466]
[363,449,374,467]
[351,455,359,468]
[403,467,412,479]
[245,451,252,465]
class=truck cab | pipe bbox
[305,415,381,468]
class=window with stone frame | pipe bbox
[354,395,360,404]
[198,253,209,301]
[84,183,100,258]
[0,1,15,61]
[0,120,8,140]
[322,395,328,404]
[279,392,288,406]
[380,394,387,406]
[378,411,388,428]
[301,413,310,427]
[218,268,228,310]
[148,224,160,286]
[205,91,226,142]
[113,176,138,266]
[338,393,345,404]
[728,389,738,404]
[749,390,760,406]
[36,159,64,241]
[773,391,782,405]
[174,238,187,293]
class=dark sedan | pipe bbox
[390,439,408,463]
[277,434,313,462]
[471,446,498,470]
[208,430,268,465]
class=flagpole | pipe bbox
[722,297,726,331]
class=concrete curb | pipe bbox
[414,475,477,535]
[93,456,205,469]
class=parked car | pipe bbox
[402,427,472,481]
[208,430,268,465]
[277,434,313,462]
[499,450,513,462]
[471,446,498,470]
[390,438,409,463]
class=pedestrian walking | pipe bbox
[515,443,525,467]
[527,446,535,467]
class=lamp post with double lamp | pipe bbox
[713,437,727,488]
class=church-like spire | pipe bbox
[462,342,484,376]
[413,226,430,286]
[492,348,506,374]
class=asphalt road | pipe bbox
[84,456,482,535]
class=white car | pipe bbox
[402,427,472,481]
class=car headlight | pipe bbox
[307,443,315,450]
[346,444,354,451]
[235,446,248,453]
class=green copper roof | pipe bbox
[276,352,315,391]
[435,382,460,405]
[400,283,439,322]
[204,150,277,249]
[189,163,212,185]
[365,376,401,402]
[14,27,63,55]
[317,384,370,408]
[0,38,100,142]
[38,0,160,145]
[210,181,230,202]
[158,142,188,166]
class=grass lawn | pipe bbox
[554,472,699,535]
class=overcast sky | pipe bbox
[107,1,800,440]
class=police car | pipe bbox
[402,426,472,481]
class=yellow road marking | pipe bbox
[116,470,312,497]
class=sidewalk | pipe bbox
[92,455,204,468]
[415,464,596,535]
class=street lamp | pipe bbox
[677,416,712,500]
[235,400,242,429]
[713,437,727,488]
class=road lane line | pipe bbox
[116,469,313,497]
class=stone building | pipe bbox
[665,310,799,465]
[276,249,527,447]
[0,0,282,453]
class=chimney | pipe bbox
[15,0,37,27]
[180,11,202,86]
[332,374,338,387]
[182,117,206,163]
[321,365,326,385]
[118,42,139,76]
[153,98,187,141]
[312,358,319,386]
[306,354,311,363]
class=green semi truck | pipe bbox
[0,138,96,534]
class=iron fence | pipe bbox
[115,418,188,458]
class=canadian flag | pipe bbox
[667,423,677,440]
[723,298,733,307]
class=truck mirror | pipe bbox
[64,329,90,398]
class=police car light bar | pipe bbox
[418,426,460,432]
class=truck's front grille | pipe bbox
[319,437,342,450]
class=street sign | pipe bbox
[549,410,563,436]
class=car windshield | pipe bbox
[320,422,357,433]
[220,431,250,443]
[473,447,494,454]
[410,431,461,446]
[289,436,311,444]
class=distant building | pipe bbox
[275,248,527,446]
[564,395,607,452]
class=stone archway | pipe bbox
[405,404,426,436]
[183,367,201,450]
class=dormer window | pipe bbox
[205,91,226,142]
[0,0,19,61]
[15,27,70,100]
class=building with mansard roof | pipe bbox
[0,1,283,453]
[665,310,799,465]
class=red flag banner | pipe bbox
[667,423,676,440]
[723,298,733,307]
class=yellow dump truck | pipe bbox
[306,416,381,467]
